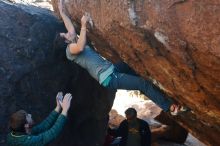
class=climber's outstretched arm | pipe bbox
[58,0,76,36]
[68,14,90,54]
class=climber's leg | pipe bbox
[107,72,173,112]
[114,62,138,76]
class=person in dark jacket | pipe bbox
[7,92,72,146]
[109,108,151,146]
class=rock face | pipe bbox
[51,0,220,145]
[154,111,188,143]
[0,1,115,146]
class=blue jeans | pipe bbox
[107,62,173,111]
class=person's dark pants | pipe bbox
[107,62,173,111]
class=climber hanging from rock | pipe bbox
[54,0,188,116]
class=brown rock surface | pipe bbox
[154,111,188,143]
[51,0,220,145]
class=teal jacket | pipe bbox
[7,111,66,146]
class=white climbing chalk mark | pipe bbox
[127,0,138,26]
[154,31,171,50]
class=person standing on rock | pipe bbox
[55,0,187,116]
[7,92,72,146]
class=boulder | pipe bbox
[0,1,115,146]
[51,0,220,145]
[154,111,188,143]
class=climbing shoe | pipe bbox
[170,104,189,116]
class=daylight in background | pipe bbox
[110,90,206,146]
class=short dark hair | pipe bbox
[53,33,67,51]
[125,108,137,117]
[9,110,27,133]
